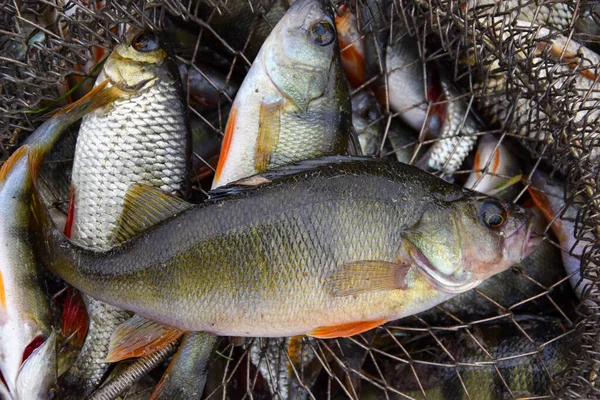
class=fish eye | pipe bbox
[480,199,507,228]
[132,32,161,53]
[311,21,335,46]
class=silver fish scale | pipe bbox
[64,76,188,394]
[71,79,188,249]
[61,298,131,398]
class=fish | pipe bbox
[433,1,600,162]
[0,79,120,399]
[31,156,539,339]
[351,90,382,156]
[61,27,190,396]
[529,170,593,300]
[335,1,366,88]
[464,134,522,199]
[380,28,479,173]
[211,0,353,188]
[367,318,575,399]
[149,332,220,399]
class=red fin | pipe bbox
[64,186,76,238]
[214,107,237,182]
[309,319,387,339]
[255,101,282,172]
[62,287,89,347]
[48,79,121,118]
[106,315,184,362]
[473,147,482,179]
[340,46,366,89]
[0,145,28,182]
[287,335,304,371]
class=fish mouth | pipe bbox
[408,243,482,294]
[512,217,541,260]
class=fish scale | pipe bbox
[62,30,189,397]
[71,79,188,249]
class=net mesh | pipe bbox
[1,0,599,398]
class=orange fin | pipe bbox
[214,107,237,182]
[326,260,409,297]
[255,100,282,172]
[64,186,76,238]
[62,287,89,348]
[48,79,121,118]
[0,145,29,182]
[309,319,387,339]
[106,315,185,362]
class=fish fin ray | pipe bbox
[64,186,76,238]
[255,100,282,171]
[47,79,121,118]
[326,260,410,297]
[214,107,237,183]
[114,184,192,242]
[61,287,89,348]
[309,319,387,339]
[106,315,184,362]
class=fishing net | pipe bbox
[1,0,599,398]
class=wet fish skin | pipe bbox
[150,332,220,399]
[212,0,352,188]
[63,27,190,396]
[464,134,521,198]
[0,80,119,400]
[33,157,538,338]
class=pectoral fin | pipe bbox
[309,319,387,339]
[326,261,410,297]
[106,315,185,362]
[114,184,193,242]
[255,100,282,171]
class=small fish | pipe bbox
[382,29,478,173]
[335,1,366,88]
[351,90,382,156]
[370,318,575,399]
[464,134,522,199]
[529,170,592,300]
[62,27,190,396]
[386,119,421,165]
[211,0,353,188]
[0,80,120,399]
[32,157,539,339]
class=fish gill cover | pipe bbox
[0,0,599,398]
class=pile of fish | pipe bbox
[0,0,598,398]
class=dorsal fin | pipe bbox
[208,155,377,202]
[0,146,29,182]
[114,184,192,242]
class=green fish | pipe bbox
[31,157,539,341]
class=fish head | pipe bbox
[14,332,57,400]
[101,28,167,92]
[263,0,341,111]
[405,194,540,293]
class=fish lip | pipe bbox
[515,217,541,259]
[408,242,482,294]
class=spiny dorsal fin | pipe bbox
[114,184,192,242]
[106,315,184,363]
[0,145,29,182]
[326,260,410,297]
[208,156,377,202]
